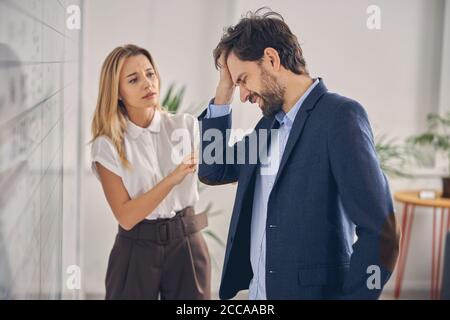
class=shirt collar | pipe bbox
[126,109,161,139]
[274,78,320,128]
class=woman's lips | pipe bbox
[142,92,156,99]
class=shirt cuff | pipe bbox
[205,101,231,118]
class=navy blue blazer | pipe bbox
[198,79,400,300]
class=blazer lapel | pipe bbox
[273,79,328,187]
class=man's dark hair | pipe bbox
[213,7,308,75]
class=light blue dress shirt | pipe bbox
[205,79,320,299]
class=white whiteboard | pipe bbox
[0,0,82,299]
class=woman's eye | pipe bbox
[147,73,155,78]
[129,78,137,84]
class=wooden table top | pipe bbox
[394,190,450,208]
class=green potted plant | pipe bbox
[375,135,410,179]
[408,112,450,198]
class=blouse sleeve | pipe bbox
[91,136,122,180]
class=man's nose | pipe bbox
[240,87,250,103]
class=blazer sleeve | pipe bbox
[327,100,400,300]
[197,107,249,185]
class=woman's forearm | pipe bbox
[118,175,176,230]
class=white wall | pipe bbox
[81,0,448,298]
[439,1,450,114]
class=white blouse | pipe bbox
[91,109,200,220]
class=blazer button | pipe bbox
[269,224,277,228]
[268,270,276,274]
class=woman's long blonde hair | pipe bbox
[90,44,162,168]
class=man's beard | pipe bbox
[249,67,286,118]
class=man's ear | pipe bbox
[264,47,281,71]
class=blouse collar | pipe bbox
[126,109,161,139]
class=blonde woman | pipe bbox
[90,44,210,300]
